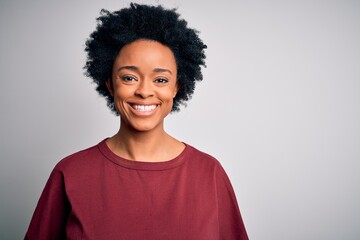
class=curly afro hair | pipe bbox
[84,3,207,115]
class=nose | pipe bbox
[135,79,154,98]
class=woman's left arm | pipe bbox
[216,165,249,240]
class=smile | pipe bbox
[131,104,158,112]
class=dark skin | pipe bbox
[105,39,184,162]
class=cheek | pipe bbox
[112,88,129,113]
[113,84,131,99]
[162,89,177,102]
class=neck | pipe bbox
[107,120,182,162]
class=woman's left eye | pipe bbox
[155,78,168,84]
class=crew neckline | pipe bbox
[98,139,191,171]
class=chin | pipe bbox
[131,125,160,133]
[126,119,163,133]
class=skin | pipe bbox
[105,39,185,162]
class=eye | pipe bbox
[121,76,137,82]
[154,78,169,84]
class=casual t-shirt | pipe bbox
[25,139,248,240]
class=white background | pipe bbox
[1,0,359,239]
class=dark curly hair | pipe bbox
[84,3,207,114]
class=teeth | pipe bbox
[132,104,157,112]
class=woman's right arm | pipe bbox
[25,168,70,240]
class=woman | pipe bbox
[25,3,248,240]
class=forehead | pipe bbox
[114,40,177,69]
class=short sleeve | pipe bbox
[216,165,249,240]
[25,167,70,240]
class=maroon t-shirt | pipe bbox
[25,140,248,239]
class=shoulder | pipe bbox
[184,143,233,179]
[53,140,105,173]
[185,143,219,161]
[183,143,224,172]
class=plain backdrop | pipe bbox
[1,0,359,239]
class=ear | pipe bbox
[173,83,179,98]
[106,79,114,96]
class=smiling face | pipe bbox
[107,40,178,133]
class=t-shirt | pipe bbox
[25,139,248,240]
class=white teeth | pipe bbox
[132,104,157,112]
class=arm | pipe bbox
[25,168,70,240]
[216,165,249,240]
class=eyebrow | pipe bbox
[116,66,138,72]
[153,68,173,75]
[117,66,172,75]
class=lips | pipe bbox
[130,104,158,112]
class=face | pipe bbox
[107,39,178,133]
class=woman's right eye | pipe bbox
[121,76,136,82]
